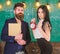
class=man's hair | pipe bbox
[14,3,24,10]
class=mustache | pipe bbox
[18,13,23,15]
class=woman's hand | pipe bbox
[31,18,36,22]
[37,20,43,29]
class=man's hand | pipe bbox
[14,33,26,45]
[15,33,23,40]
[16,39,26,45]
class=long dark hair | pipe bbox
[37,5,52,31]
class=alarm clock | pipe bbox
[30,22,36,30]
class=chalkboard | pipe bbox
[0,0,60,42]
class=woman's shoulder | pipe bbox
[44,21,50,26]
[44,21,51,30]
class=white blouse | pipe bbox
[30,19,44,39]
[33,27,43,39]
[30,24,43,39]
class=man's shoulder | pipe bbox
[6,18,15,21]
[6,18,15,23]
[22,21,28,25]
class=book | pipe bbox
[8,23,21,36]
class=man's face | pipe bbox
[14,6,24,20]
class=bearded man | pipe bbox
[1,3,31,54]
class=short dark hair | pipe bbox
[14,3,24,10]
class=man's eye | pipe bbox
[21,10,23,11]
[18,9,20,11]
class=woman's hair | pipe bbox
[37,5,52,31]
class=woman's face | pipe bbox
[38,8,45,19]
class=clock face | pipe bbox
[30,23,35,28]
[30,22,36,30]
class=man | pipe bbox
[1,3,31,54]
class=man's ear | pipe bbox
[14,10,15,14]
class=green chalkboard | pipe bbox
[0,0,60,42]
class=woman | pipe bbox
[30,5,53,54]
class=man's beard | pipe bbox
[15,13,24,21]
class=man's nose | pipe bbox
[19,10,22,13]
[19,11,23,13]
